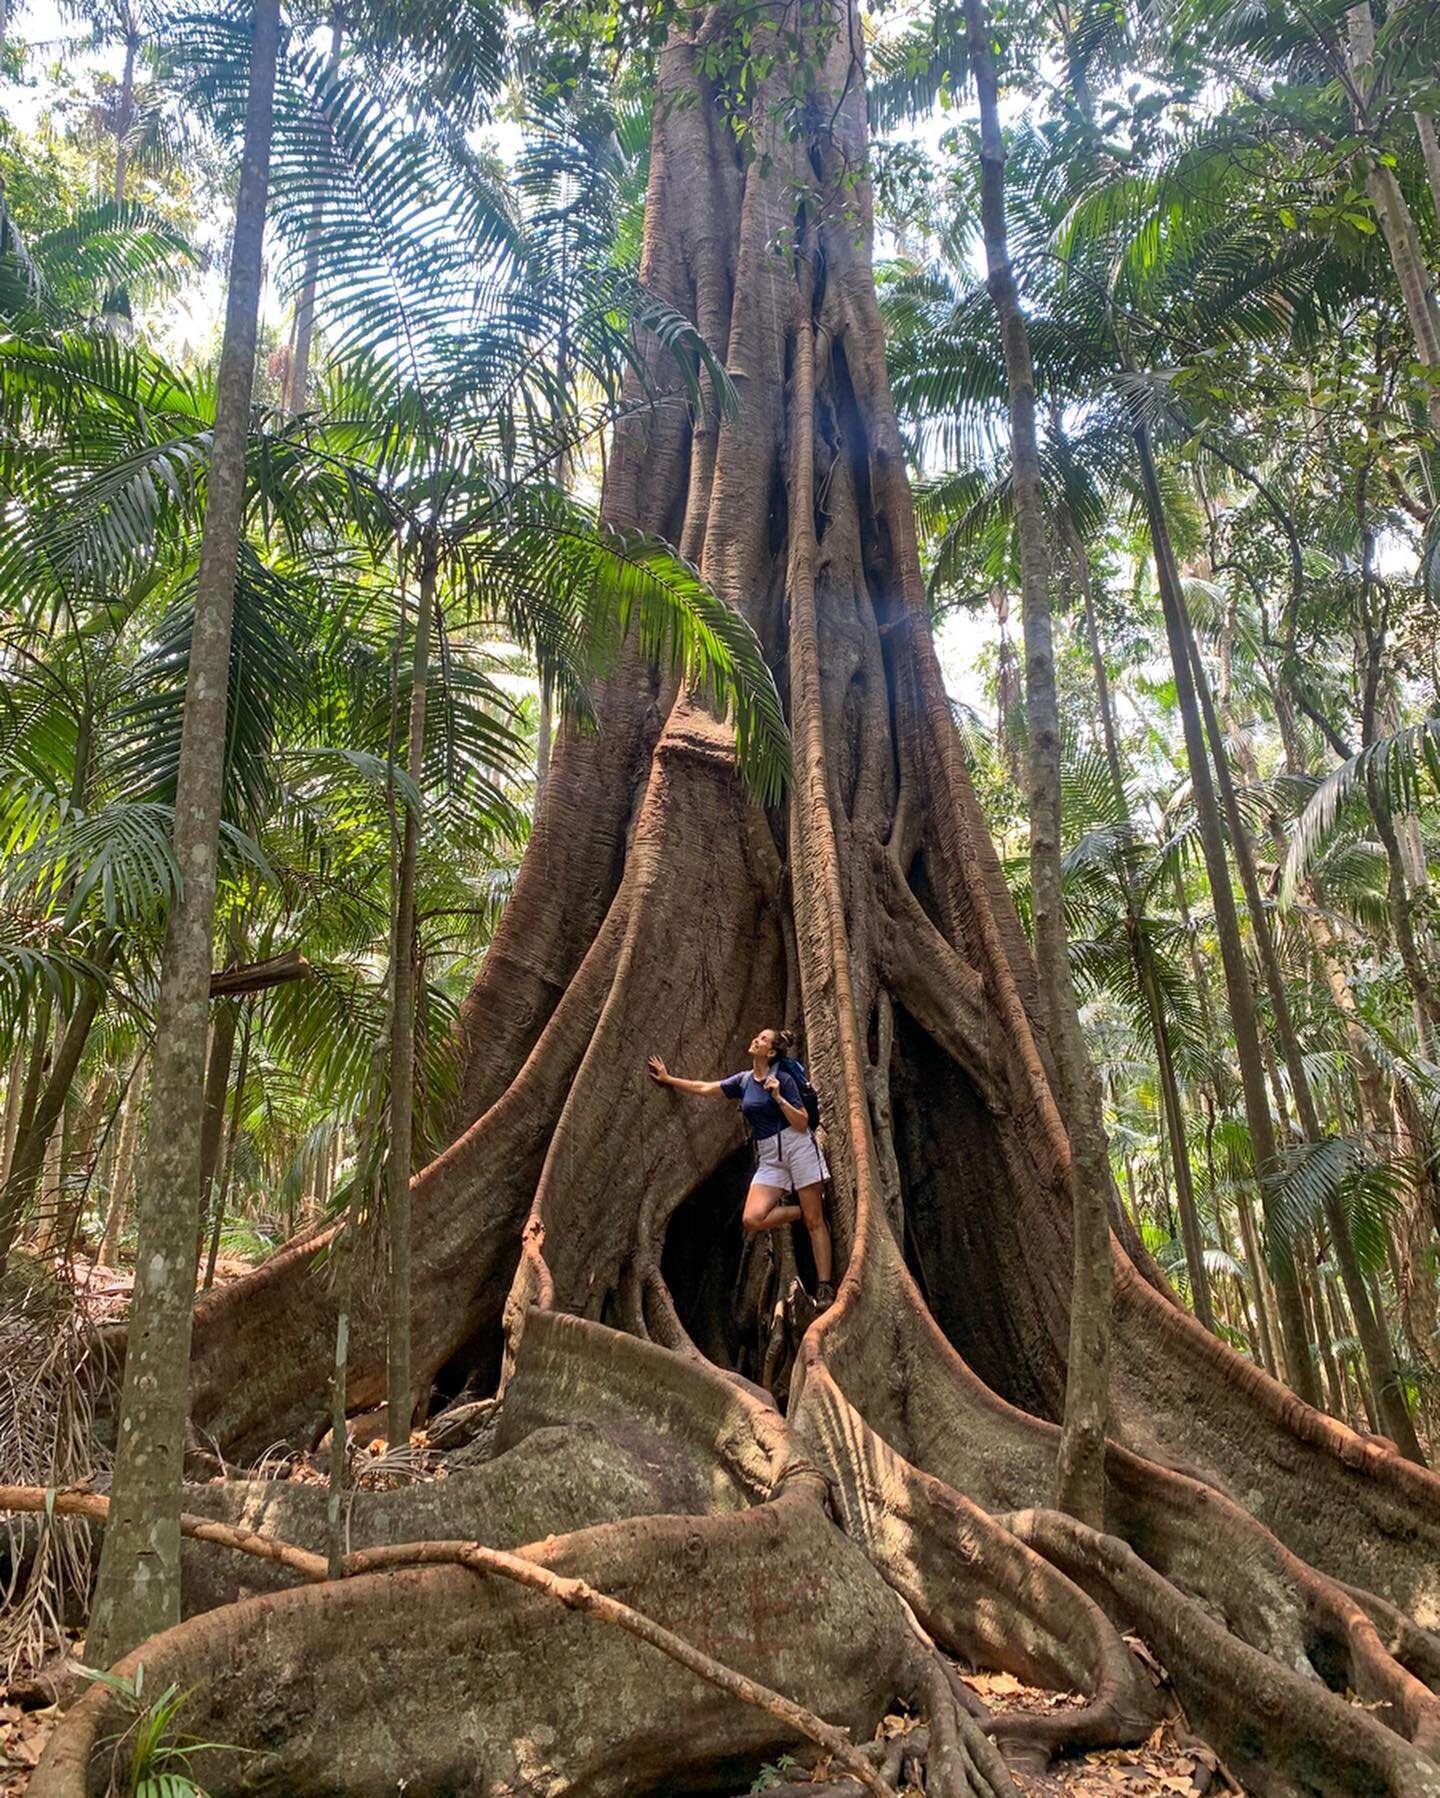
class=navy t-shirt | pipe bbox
[721,1067,802,1142]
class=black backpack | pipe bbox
[777,1054,822,1132]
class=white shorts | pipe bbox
[750,1127,829,1193]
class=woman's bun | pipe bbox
[775,1027,796,1051]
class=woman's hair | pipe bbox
[765,1027,796,1058]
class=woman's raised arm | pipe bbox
[647,1055,724,1096]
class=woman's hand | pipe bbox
[767,1074,807,1131]
[650,1059,723,1097]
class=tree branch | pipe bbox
[208,949,311,999]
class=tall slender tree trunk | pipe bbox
[29,1117,65,1256]
[0,942,116,1267]
[1068,518,1213,1331]
[1306,909,1390,1139]
[281,17,342,414]
[196,1003,239,1265]
[87,0,283,1669]
[0,1043,23,1186]
[13,990,52,1161]
[533,322,573,799]
[1183,611,1423,1458]
[386,529,437,1450]
[1155,1011,1215,1327]
[327,1224,354,1576]
[1233,1187,1278,1375]
[1415,112,1440,227]
[964,0,1112,1524]
[1369,766,1440,1050]
[1207,1131,1262,1360]
[204,1006,252,1290]
[1309,1264,1350,1419]
[1345,2,1440,439]
[1132,421,1319,1405]
[51,1071,116,1257]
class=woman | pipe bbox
[647,1027,835,1308]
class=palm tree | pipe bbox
[959,0,1114,1525]
[86,0,285,1669]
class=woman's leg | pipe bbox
[742,1182,802,1234]
[795,1181,833,1285]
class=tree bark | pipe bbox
[86,0,283,1669]
[98,1054,145,1266]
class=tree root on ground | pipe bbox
[798,1176,1440,1780]
[23,1305,1440,1797]
[793,1363,1161,1768]
[25,1479,978,1797]
[1004,1506,1440,1798]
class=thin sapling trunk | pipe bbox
[386,529,437,1450]
[203,1006,252,1290]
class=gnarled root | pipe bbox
[1003,1505,1440,1798]
[808,1220,1440,1792]
[3,1417,716,1621]
[24,1315,1115,1798]
[29,1484,956,1797]
[793,1365,1160,1769]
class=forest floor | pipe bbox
[63,1252,254,1326]
[742,1677,1238,1797]
[957,1672,1235,1796]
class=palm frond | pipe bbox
[1281,721,1440,902]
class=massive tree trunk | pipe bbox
[60,7,1440,1792]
